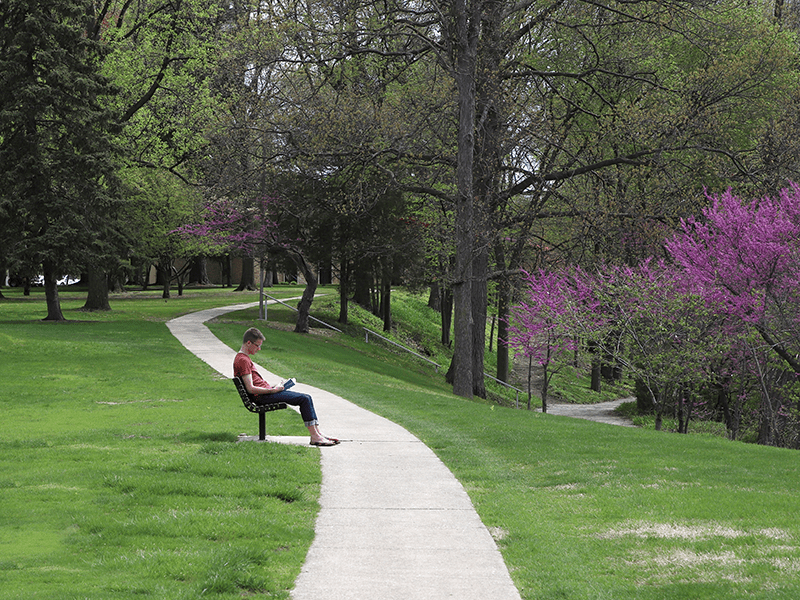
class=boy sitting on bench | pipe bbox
[233,327,340,447]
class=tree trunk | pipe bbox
[82,265,111,311]
[540,367,549,414]
[525,355,536,411]
[195,256,210,285]
[757,391,776,446]
[382,272,391,332]
[352,261,372,309]
[470,0,503,396]
[450,0,480,398]
[428,282,441,311]
[654,389,664,431]
[441,286,453,347]
[716,382,736,440]
[496,268,511,383]
[338,258,350,324]
[42,260,65,321]
[0,257,7,299]
[289,251,318,333]
[222,255,232,287]
[159,262,171,299]
[235,256,254,291]
[471,241,488,398]
[591,361,602,392]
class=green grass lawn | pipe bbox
[0,287,316,600]
[3,285,800,600]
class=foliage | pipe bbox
[665,184,800,445]
[122,168,204,296]
[175,196,283,258]
[667,184,800,373]
[0,0,124,319]
[512,184,800,446]
[509,261,730,425]
[94,0,221,177]
[508,269,600,410]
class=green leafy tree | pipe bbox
[123,169,202,298]
[0,0,123,320]
[76,0,223,309]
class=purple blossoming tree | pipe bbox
[667,185,800,443]
[667,184,800,375]
[176,196,320,332]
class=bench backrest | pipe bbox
[232,376,260,412]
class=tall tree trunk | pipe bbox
[441,286,453,347]
[338,258,350,324]
[236,256,255,291]
[496,278,510,382]
[428,282,441,311]
[159,262,171,299]
[471,240,488,397]
[42,260,65,321]
[450,0,480,398]
[222,255,232,287]
[382,270,392,332]
[82,264,111,311]
[194,256,210,285]
[352,260,372,309]
[0,257,7,299]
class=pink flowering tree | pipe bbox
[508,268,606,412]
[667,185,800,444]
[176,195,320,332]
[666,184,800,374]
[510,260,729,429]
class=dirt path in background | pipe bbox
[542,398,637,427]
[509,361,636,428]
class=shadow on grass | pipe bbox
[178,431,240,443]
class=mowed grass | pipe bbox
[213,299,800,600]
[3,286,800,600]
[0,287,317,600]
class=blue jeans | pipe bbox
[258,390,319,427]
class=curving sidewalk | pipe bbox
[167,303,522,600]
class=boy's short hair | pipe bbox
[243,327,265,345]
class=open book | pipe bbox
[281,377,296,390]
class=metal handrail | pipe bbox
[261,293,343,333]
[363,327,441,372]
[484,372,524,408]
[363,326,524,406]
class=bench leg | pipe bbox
[259,412,266,441]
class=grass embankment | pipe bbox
[2,286,800,599]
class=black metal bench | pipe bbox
[232,376,287,440]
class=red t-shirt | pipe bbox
[233,353,269,389]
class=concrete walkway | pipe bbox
[167,302,522,600]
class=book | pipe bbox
[281,377,296,390]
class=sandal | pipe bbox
[310,439,339,447]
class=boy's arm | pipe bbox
[242,373,284,395]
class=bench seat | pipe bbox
[232,376,287,440]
